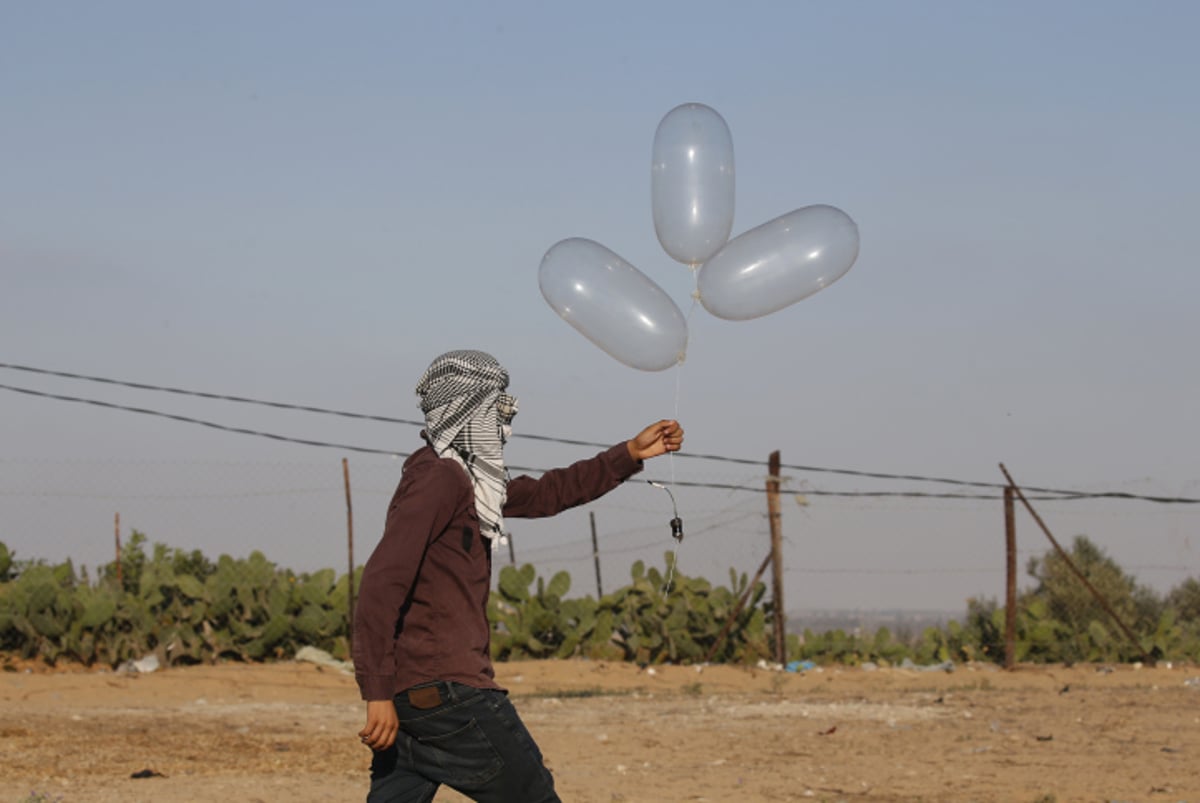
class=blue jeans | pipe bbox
[367,681,561,803]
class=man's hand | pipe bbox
[359,699,399,751]
[627,420,684,462]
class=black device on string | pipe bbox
[647,480,684,541]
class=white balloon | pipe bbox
[539,238,688,372]
[697,205,859,321]
[652,103,735,266]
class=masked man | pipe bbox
[353,350,684,802]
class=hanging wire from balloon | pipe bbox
[668,291,701,488]
[647,480,684,541]
[649,479,684,594]
[658,291,699,595]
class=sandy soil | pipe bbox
[1,656,1198,802]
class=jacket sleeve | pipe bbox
[503,442,642,520]
[352,460,466,700]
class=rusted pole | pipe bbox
[342,458,355,651]
[1004,486,1017,669]
[114,512,123,589]
[767,451,786,664]
[704,550,774,663]
[999,463,1152,665]
[590,511,603,598]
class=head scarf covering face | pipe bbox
[416,350,517,538]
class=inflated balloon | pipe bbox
[539,238,688,372]
[651,103,735,266]
[697,204,859,321]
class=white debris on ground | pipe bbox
[116,653,160,674]
[294,646,354,674]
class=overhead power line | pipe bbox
[3,362,1199,505]
[0,361,1015,487]
[0,361,420,425]
[0,382,1003,498]
[0,382,406,457]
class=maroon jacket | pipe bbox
[353,441,641,700]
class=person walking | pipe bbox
[353,350,684,802]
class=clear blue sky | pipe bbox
[3,1,1198,612]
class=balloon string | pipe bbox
[669,291,700,486]
[662,539,682,595]
[670,363,681,486]
[662,359,684,596]
[663,289,699,596]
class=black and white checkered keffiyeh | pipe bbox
[416,350,518,539]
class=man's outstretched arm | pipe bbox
[504,419,684,519]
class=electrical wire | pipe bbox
[3,361,1200,505]
[0,362,1109,493]
[5,382,1153,502]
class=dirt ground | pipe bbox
[1,656,1198,803]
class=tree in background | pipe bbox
[1023,535,1163,662]
[1166,578,1200,622]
